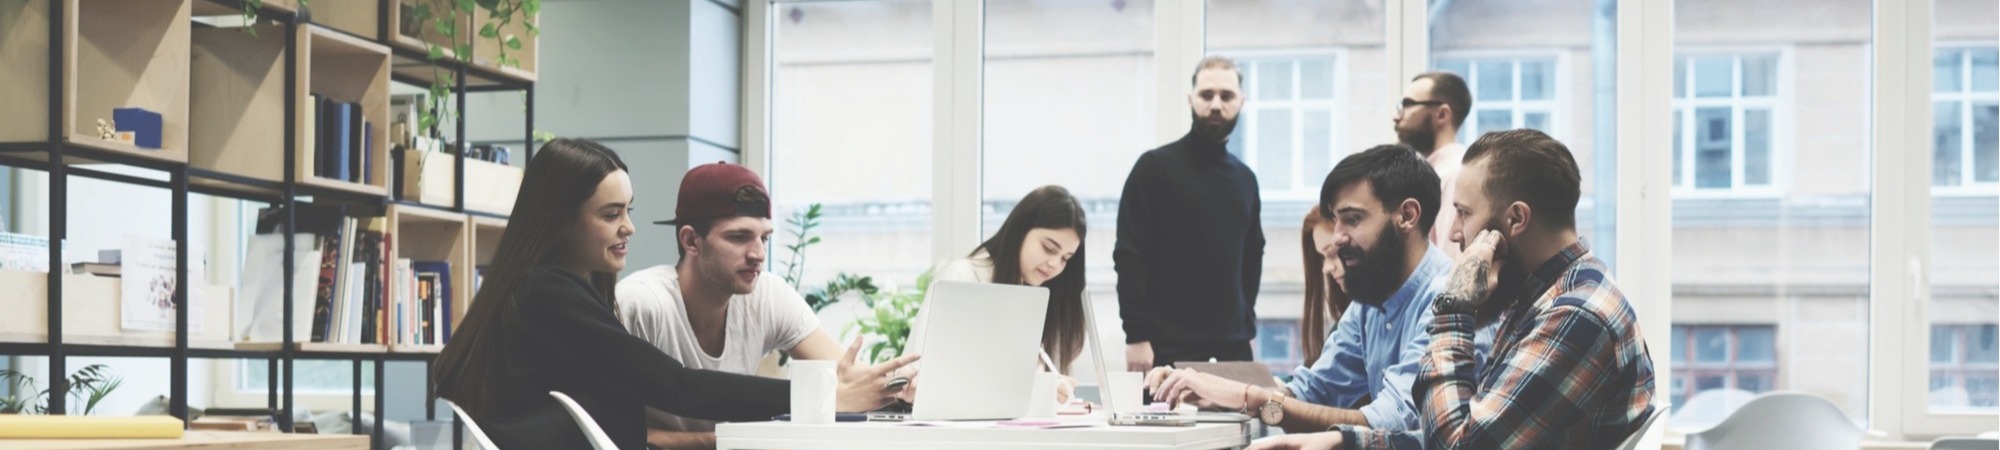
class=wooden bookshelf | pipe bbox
[0,0,191,166]
[388,203,468,347]
[297,24,390,197]
[187,23,286,189]
[468,216,504,330]
[0,270,235,351]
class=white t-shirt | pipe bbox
[615,265,820,432]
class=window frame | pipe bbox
[1929,43,2000,195]
[1213,48,1351,202]
[1670,48,1794,198]
[1431,50,1569,146]
[741,0,1997,441]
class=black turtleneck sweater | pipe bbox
[1114,131,1265,345]
[466,265,789,450]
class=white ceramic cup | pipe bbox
[1023,372,1060,418]
[789,360,838,424]
[1105,371,1146,414]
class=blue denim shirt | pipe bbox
[1285,245,1464,431]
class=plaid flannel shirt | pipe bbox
[1335,240,1656,450]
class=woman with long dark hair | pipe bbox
[895,185,1089,404]
[433,139,914,449]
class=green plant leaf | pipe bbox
[479,23,499,38]
[456,44,474,60]
[505,35,522,50]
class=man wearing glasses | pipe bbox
[1392,72,1473,257]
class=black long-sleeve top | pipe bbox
[468,265,788,450]
[1114,130,1266,344]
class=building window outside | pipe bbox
[1933,46,2000,189]
[1673,53,1781,192]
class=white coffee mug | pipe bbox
[789,360,838,424]
[1105,371,1146,414]
[1023,372,1060,418]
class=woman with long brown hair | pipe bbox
[1299,207,1352,367]
[432,139,915,449]
[897,185,1089,404]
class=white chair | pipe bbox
[444,399,502,450]
[1614,405,1667,450]
[1681,391,1863,450]
[550,391,620,450]
[1931,437,2000,450]
[1669,388,1758,432]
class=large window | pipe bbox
[1673,53,1781,192]
[1207,0,1387,377]
[1933,46,1999,189]
[1225,54,1342,197]
[769,0,934,292]
[1926,0,1999,418]
[979,0,1156,382]
[1434,57,1561,143]
[1671,0,1871,428]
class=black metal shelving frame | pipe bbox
[0,1,536,448]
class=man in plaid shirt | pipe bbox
[1252,129,1657,450]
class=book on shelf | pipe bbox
[347,105,365,184]
[305,94,320,178]
[413,261,451,345]
[235,233,318,343]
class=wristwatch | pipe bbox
[1258,390,1285,425]
[1433,294,1476,316]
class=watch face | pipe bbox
[1260,399,1283,424]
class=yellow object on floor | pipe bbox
[0,415,184,439]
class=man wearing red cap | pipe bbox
[615,162,901,450]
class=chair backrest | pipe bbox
[549,391,620,450]
[444,399,502,450]
[1684,391,1864,450]
[1614,405,1667,450]
[1931,437,2000,450]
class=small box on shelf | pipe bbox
[0,0,192,166]
[399,143,523,214]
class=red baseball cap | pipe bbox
[655,162,771,226]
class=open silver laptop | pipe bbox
[907,280,1049,421]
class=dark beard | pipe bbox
[1190,110,1239,142]
[1341,222,1409,304]
[1398,122,1437,156]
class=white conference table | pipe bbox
[716,420,1252,450]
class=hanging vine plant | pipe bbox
[409,0,542,138]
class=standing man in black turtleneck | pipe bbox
[1117,55,1266,371]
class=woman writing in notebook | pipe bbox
[897,185,1090,405]
[432,139,918,450]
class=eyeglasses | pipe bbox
[1401,98,1446,109]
